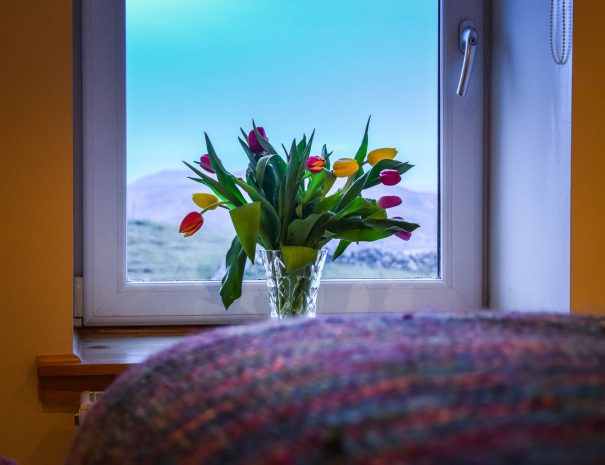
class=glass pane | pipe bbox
[126,0,438,282]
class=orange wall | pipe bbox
[571,1,605,314]
[0,1,75,464]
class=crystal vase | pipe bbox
[259,249,327,319]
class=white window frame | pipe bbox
[82,0,485,325]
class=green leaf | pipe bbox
[238,136,258,166]
[354,116,371,165]
[364,218,420,233]
[252,120,278,154]
[281,246,318,272]
[333,240,352,261]
[332,197,379,221]
[335,228,391,242]
[287,213,325,246]
[322,170,336,195]
[232,177,280,248]
[255,154,286,206]
[184,162,238,207]
[203,134,246,205]
[229,202,261,262]
[220,236,247,310]
[315,191,342,213]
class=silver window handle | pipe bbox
[456,20,478,97]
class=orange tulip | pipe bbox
[179,212,204,237]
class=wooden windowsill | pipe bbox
[37,326,217,406]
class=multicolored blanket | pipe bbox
[66,313,605,464]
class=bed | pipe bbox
[66,312,605,464]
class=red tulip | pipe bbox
[377,195,402,209]
[392,216,412,241]
[306,155,326,174]
[179,212,204,237]
[379,169,401,186]
[199,154,215,174]
[248,127,267,154]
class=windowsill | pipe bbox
[37,326,217,406]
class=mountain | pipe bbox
[127,170,438,252]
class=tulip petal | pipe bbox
[179,212,204,237]
[192,193,219,210]
[199,154,215,174]
[183,221,203,237]
[379,169,401,186]
[395,230,412,241]
[306,155,326,174]
[248,127,267,154]
[367,148,398,166]
[377,195,402,209]
[332,158,360,177]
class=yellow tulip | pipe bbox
[192,193,219,210]
[367,148,398,166]
[332,158,360,177]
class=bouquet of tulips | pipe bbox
[180,119,419,310]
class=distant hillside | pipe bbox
[128,220,437,282]
[127,170,438,252]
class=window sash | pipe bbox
[82,0,485,325]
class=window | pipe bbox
[82,0,484,325]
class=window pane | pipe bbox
[126,0,438,282]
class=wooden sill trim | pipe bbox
[37,327,215,406]
[37,356,134,406]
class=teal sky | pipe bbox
[126,0,438,193]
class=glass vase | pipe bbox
[259,249,328,319]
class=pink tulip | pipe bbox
[377,195,402,209]
[392,216,412,241]
[248,127,268,154]
[306,155,326,174]
[199,154,215,174]
[379,169,401,186]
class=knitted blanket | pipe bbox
[66,313,605,465]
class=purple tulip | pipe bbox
[248,127,268,154]
[377,195,402,209]
[199,154,215,174]
[393,216,412,241]
[379,169,401,186]
[395,230,412,241]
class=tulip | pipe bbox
[199,154,215,174]
[306,155,326,174]
[248,127,268,154]
[395,230,412,241]
[392,216,412,241]
[179,212,204,237]
[192,193,219,210]
[377,195,402,209]
[332,158,360,177]
[379,169,401,186]
[367,148,398,166]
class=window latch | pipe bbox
[456,20,478,97]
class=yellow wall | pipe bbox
[0,1,75,464]
[571,1,605,315]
